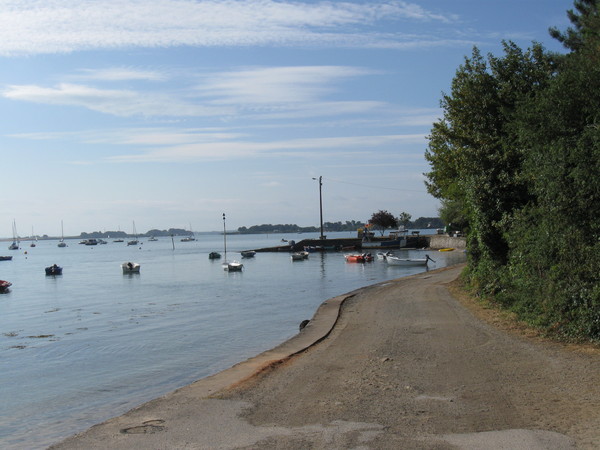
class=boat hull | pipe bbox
[0,280,12,292]
[223,261,243,271]
[345,253,374,263]
[45,265,63,275]
[121,262,141,273]
[386,256,428,266]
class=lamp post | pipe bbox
[312,176,326,240]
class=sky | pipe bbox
[0,0,571,237]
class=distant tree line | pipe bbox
[80,228,189,238]
[424,0,600,341]
[237,217,443,235]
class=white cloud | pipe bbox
[106,133,426,163]
[0,0,459,56]
[76,68,169,82]
[2,82,231,117]
[198,66,374,104]
[3,65,384,119]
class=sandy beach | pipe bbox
[51,264,600,449]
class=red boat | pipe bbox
[344,253,374,263]
[0,280,12,292]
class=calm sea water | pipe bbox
[0,231,465,449]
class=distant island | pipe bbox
[4,217,444,241]
[78,217,443,238]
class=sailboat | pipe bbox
[58,221,67,247]
[127,221,139,246]
[8,220,19,250]
[181,223,196,242]
[221,213,243,272]
[30,226,36,247]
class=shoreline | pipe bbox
[50,267,444,449]
[50,263,600,449]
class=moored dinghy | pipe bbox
[122,261,141,273]
[45,264,63,276]
[386,254,435,266]
[0,279,12,292]
[345,253,374,263]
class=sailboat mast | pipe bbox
[223,213,227,260]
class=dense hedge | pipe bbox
[425,0,600,341]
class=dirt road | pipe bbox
[52,265,600,449]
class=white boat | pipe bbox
[121,261,141,273]
[241,250,256,258]
[58,220,67,247]
[291,251,309,261]
[221,213,243,272]
[377,251,393,260]
[224,261,244,271]
[386,255,435,266]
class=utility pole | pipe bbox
[313,176,326,240]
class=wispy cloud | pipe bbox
[106,133,426,163]
[0,0,460,56]
[75,68,169,82]
[3,65,382,119]
[198,66,374,104]
[2,82,231,117]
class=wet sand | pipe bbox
[51,264,600,449]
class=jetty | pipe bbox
[250,234,465,253]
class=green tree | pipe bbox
[397,212,412,228]
[424,42,555,287]
[549,0,600,51]
[369,210,398,236]
[502,14,600,338]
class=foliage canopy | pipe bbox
[425,0,600,341]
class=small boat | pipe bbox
[113,238,124,243]
[58,220,67,247]
[345,253,373,263]
[208,251,221,259]
[9,220,19,250]
[122,261,141,273]
[127,221,139,246]
[0,256,13,261]
[98,239,107,244]
[241,250,256,258]
[222,213,243,272]
[223,261,243,271]
[386,255,435,266]
[148,236,158,242]
[439,248,455,252]
[377,251,393,260]
[45,264,63,276]
[30,227,37,247]
[0,280,11,292]
[181,224,196,242]
[85,239,98,246]
[291,251,309,261]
